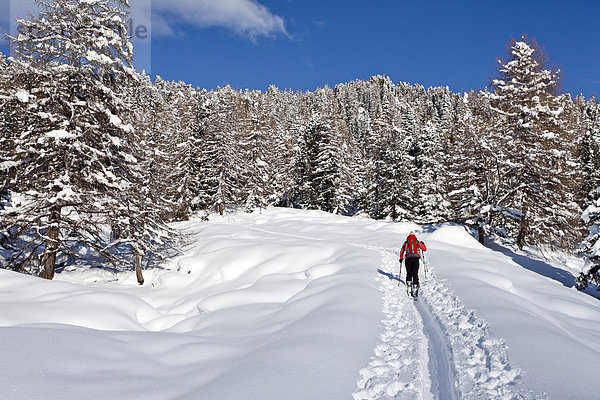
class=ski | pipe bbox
[405,282,419,300]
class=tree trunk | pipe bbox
[477,221,485,245]
[135,251,144,285]
[516,213,527,250]
[40,206,61,280]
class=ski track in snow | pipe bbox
[413,290,460,400]
[352,246,542,400]
[352,248,430,400]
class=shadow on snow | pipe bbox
[486,240,600,300]
[377,268,406,286]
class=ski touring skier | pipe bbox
[399,231,427,298]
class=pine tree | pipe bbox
[410,119,451,223]
[238,91,274,212]
[151,78,198,221]
[0,50,11,248]
[1,0,169,281]
[451,91,520,242]
[276,89,310,207]
[263,86,299,207]
[194,87,247,214]
[577,190,600,291]
[489,34,581,249]
[576,98,600,290]
[293,113,332,210]
[390,103,420,221]
[357,76,408,220]
[579,98,600,201]
[364,102,392,219]
[292,87,357,213]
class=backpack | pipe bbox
[404,235,421,259]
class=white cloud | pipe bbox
[152,0,287,39]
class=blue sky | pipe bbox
[2,0,599,97]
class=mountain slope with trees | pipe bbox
[1,1,599,288]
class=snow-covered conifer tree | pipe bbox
[294,87,357,213]
[489,34,581,249]
[0,50,11,220]
[293,113,331,210]
[447,91,516,243]
[263,86,300,207]
[364,102,393,219]
[576,98,600,289]
[579,98,600,201]
[1,0,169,281]
[194,87,247,214]
[410,119,451,223]
[578,188,600,291]
[274,90,310,207]
[237,91,275,212]
[152,78,198,220]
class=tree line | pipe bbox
[1,1,600,288]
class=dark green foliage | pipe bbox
[576,265,600,291]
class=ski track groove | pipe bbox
[414,294,460,400]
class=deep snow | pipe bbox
[0,207,599,399]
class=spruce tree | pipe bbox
[364,102,392,219]
[294,87,357,213]
[293,113,332,210]
[580,98,600,202]
[0,50,11,246]
[238,91,274,212]
[411,120,451,223]
[1,0,169,281]
[263,86,299,207]
[576,98,600,290]
[194,87,246,214]
[578,191,600,291]
[489,34,581,249]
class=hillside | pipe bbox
[0,208,598,399]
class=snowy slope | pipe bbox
[0,208,598,400]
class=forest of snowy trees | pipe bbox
[2,0,600,289]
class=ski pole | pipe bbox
[422,252,428,280]
[398,259,402,286]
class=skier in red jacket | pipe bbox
[399,231,427,296]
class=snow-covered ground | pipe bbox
[1,207,599,399]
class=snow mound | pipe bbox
[427,223,484,250]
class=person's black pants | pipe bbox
[405,257,420,286]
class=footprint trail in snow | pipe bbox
[353,248,430,400]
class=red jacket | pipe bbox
[400,234,426,260]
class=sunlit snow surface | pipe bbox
[0,208,598,399]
